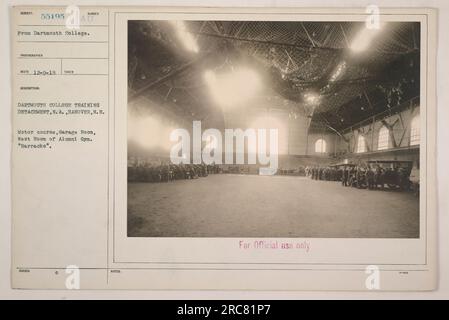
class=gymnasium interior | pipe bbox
[127,20,420,238]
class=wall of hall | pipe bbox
[128,95,421,169]
[333,105,421,168]
[336,106,420,154]
[224,108,338,157]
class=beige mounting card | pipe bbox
[11,6,437,290]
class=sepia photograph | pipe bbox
[127,19,421,238]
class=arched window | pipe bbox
[356,135,366,153]
[377,126,389,150]
[410,114,420,146]
[315,139,326,153]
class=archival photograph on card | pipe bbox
[127,20,421,238]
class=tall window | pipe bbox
[315,139,326,153]
[356,135,366,153]
[377,126,389,150]
[410,114,420,146]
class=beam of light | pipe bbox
[169,21,199,53]
[250,114,288,155]
[204,68,262,109]
[128,114,175,151]
[350,24,383,53]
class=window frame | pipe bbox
[377,125,390,150]
[315,138,327,153]
[410,114,420,146]
[356,135,366,153]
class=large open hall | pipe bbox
[127,20,421,238]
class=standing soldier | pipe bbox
[366,166,375,189]
[342,167,348,186]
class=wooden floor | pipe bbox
[127,174,419,238]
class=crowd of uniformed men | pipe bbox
[128,159,412,191]
[128,163,221,183]
[305,165,412,190]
